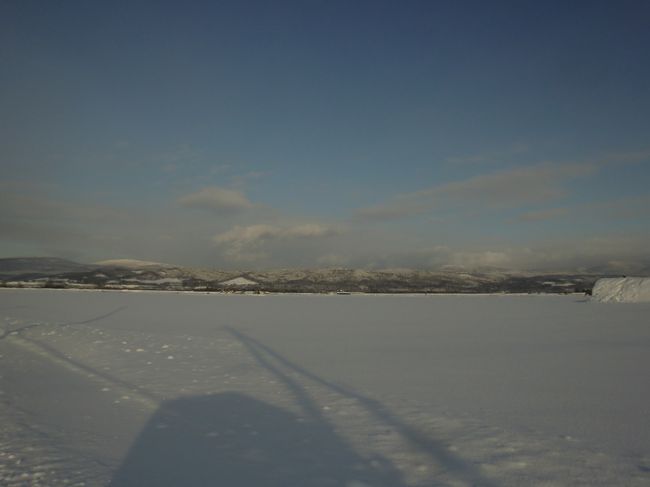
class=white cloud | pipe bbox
[356,162,596,221]
[356,246,513,271]
[215,223,337,245]
[339,234,650,274]
[284,224,335,238]
[448,250,511,268]
[515,195,650,223]
[178,187,253,213]
[214,224,279,245]
[214,223,339,262]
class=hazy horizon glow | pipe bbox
[2,1,649,272]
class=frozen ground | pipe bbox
[0,289,649,486]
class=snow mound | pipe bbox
[592,277,650,303]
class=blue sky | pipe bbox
[1,0,649,271]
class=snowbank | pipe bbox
[592,277,650,303]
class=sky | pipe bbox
[1,0,649,272]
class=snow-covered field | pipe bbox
[1,289,649,486]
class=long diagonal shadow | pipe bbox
[225,326,499,487]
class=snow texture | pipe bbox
[592,277,650,303]
[0,289,649,486]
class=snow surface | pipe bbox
[0,289,649,486]
[592,277,650,303]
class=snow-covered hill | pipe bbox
[0,257,601,294]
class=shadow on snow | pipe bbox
[109,391,403,487]
[111,326,498,487]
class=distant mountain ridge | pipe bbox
[0,257,97,278]
[0,256,607,294]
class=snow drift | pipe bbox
[592,277,650,303]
